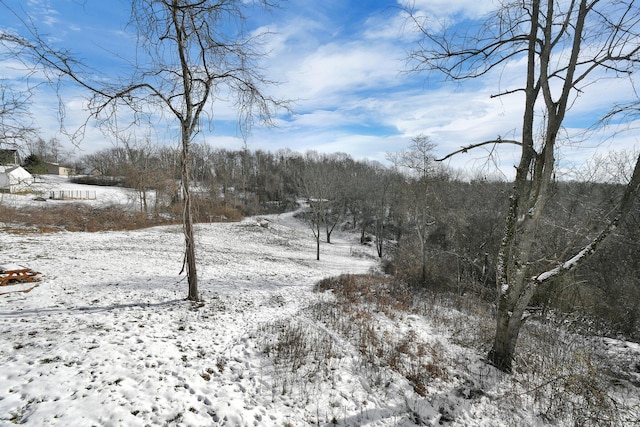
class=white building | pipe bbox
[0,165,34,193]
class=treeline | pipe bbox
[77,144,305,219]
[76,143,639,341]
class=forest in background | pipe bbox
[14,140,640,344]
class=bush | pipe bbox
[312,274,449,396]
[70,175,126,186]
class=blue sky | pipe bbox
[1,0,638,178]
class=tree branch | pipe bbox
[435,137,522,162]
[534,151,640,284]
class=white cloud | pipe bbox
[289,42,400,98]
[25,0,59,27]
[398,0,495,21]
[361,7,415,42]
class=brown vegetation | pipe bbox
[0,201,242,233]
[311,274,449,396]
[0,203,175,232]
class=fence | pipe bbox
[50,190,97,200]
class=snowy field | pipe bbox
[0,175,137,209]
[1,177,639,426]
[0,213,377,426]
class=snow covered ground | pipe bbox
[0,211,377,426]
[0,175,137,209]
[1,177,638,426]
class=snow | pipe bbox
[534,266,559,283]
[0,210,377,426]
[0,265,26,273]
[535,244,594,283]
[0,175,137,208]
[1,177,638,426]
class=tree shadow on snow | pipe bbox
[0,297,187,318]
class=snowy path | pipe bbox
[0,213,377,426]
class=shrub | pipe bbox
[312,274,449,396]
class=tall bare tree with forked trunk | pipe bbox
[407,0,640,372]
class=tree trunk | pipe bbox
[141,189,147,213]
[488,276,538,372]
[420,238,427,284]
[316,222,321,261]
[488,0,541,372]
[487,308,521,373]
[184,188,198,301]
[375,219,383,258]
[181,133,199,301]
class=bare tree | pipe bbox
[0,12,37,151]
[388,135,440,284]
[119,137,161,213]
[25,137,66,164]
[82,147,128,177]
[408,0,640,372]
[0,82,37,152]
[297,152,336,260]
[343,159,389,255]
[1,0,284,301]
[112,1,283,301]
[321,154,351,244]
[387,134,437,180]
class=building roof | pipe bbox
[0,165,33,179]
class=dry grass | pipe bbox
[0,200,242,234]
[308,274,639,425]
[257,318,340,399]
[0,204,177,233]
[311,274,450,396]
[314,274,413,319]
[512,322,625,426]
